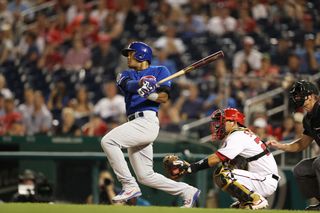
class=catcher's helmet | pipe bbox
[289,80,319,109]
[121,41,152,63]
[210,108,245,141]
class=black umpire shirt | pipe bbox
[303,101,320,146]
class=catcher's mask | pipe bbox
[289,80,319,110]
[210,108,245,141]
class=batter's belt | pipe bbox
[127,111,158,121]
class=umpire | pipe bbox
[267,80,320,210]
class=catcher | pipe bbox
[163,108,280,209]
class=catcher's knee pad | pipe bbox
[214,166,254,203]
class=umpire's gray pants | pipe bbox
[293,156,320,200]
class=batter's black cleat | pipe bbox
[305,203,320,210]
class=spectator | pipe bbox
[86,170,118,205]
[0,73,12,98]
[152,47,177,74]
[233,36,262,72]
[19,31,40,67]
[28,12,49,54]
[237,8,257,36]
[11,169,53,203]
[54,107,81,136]
[63,35,91,71]
[70,86,93,126]
[273,115,295,141]
[203,87,237,116]
[86,170,151,206]
[91,33,118,80]
[158,99,180,131]
[154,24,186,57]
[251,0,268,22]
[101,11,123,40]
[8,0,30,26]
[0,23,14,65]
[37,39,63,72]
[282,54,303,76]
[179,11,206,40]
[173,83,203,122]
[67,6,99,47]
[47,81,69,121]
[94,82,125,123]
[23,91,52,135]
[47,10,71,47]
[0,0,13,26]
[0,96,24,135]
[295,33,319,74]
[252,117,273,141]
[0,92,5,116]
[11,169,37,203]
[66,0,86,24]
[207,5,237,37]
[271,35,293,68]
[18,87,34,117]
[254,54,280,90]
[81,113,108,136]
[90,0,108,27]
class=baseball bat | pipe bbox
[157,50,224,85]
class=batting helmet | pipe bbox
[210,108,245,141]
[121,41,152,63]
[289,80,319,108]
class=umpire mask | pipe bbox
[289,80,319,109]
[210,109,226,141]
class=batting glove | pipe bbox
[137,77,157,98]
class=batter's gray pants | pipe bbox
[293,156,320,200]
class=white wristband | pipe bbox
[147,92,159,101]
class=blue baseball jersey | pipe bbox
[117,66,172,115]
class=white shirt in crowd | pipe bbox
[233,48,263,71]
[94,95,126,120]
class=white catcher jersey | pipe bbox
[217,129,278,176]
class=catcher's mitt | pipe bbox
[225,155,248,170]
[163,155,190,180]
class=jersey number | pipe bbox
[244,130,270,155]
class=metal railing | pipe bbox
[243,87,289,126]
[181,73,320,142]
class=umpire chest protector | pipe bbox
[303,101,320,145]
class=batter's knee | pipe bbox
[136,172,154,186]
[100,134,117,150]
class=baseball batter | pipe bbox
[100,41,200,207]
[169,108,280,209]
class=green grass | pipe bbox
[0,203,317,213]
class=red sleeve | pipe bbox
[215,151,229,162]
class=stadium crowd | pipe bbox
[0,0,318,139]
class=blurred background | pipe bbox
[0,0,319,209]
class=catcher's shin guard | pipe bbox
[213,166,256,203]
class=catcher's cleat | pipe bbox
[240,193,268,210]
[305,203,320,210]
[112,187,142,203]
[230,200,241,208]
[182,187,201,208]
